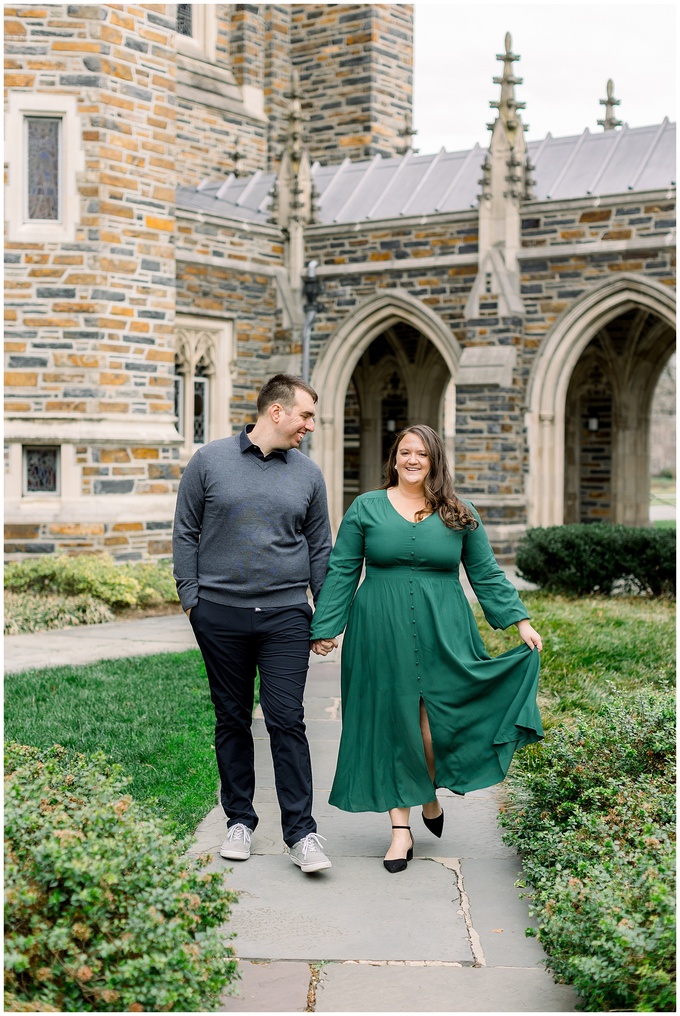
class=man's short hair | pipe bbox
[256,374,318,415]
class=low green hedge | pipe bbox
[4,743,238,1012]
[500,690,676,1012]
[515,524,675,596]
[4,555,179,610]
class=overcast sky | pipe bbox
[413,0,677,154]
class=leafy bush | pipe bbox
[4,556,179,611]
[4,743,238,1012]
[515,524,675,596]
[500,690,676,1012]
[4,592,115,636]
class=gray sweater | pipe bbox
[172,433,332,611]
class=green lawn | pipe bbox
[4,650,216,837]
[475,591,674,726]
[5,594,675,836]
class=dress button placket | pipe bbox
[411,525,420,677]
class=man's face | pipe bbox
[274,388,317,449]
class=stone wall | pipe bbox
[290,3,414,164]
[4,4,181,559]
[175,4,268,186]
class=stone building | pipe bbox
[4,5,676,560]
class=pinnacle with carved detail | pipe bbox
[488,32,526,134]
[283,68,305,169]
[597,79,622,130]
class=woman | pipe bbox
[310,425,543,873]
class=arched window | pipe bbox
[174,316,234,460]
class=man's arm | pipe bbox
[172,451,205,612]
[303,473,332,605]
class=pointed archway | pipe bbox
[310,291,461,529]
[526,274,676,527]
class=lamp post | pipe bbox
[301,260,322,384]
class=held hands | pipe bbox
[516,618,543,652]
[311,638,339,657]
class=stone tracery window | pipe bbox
[174,317,233,460]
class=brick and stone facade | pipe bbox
[4,6,676,560]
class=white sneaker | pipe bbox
[289,832,332,872]
[220,822,252,860]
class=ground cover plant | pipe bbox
[4,743,238,1012]
[4,555,178,634]
[499,691,675,1012]
[472,594,676,1012]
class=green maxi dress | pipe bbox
[309,489,543,813]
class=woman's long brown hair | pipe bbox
[381,424,478,530]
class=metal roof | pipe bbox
[177,120,676,226]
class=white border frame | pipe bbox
[5,92,84,243]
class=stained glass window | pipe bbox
[26,117,60,221]
[194,374,208,444]
[24,446,59,494]
[177,4,193,36]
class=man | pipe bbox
[173,374,334,872]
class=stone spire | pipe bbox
[467,32,527,320]
[268,69,316,326]
[488,32,526,140]
[270,69,314,230]
[597,79,622,130]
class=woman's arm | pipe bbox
[309,499,366,643]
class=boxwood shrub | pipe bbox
[4,743,238,1012]
[515,524,675,596]
[500,690,676,1012]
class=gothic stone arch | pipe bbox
[310,290,462,529]
[526,274,676,527]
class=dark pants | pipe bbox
[189,598,316,847]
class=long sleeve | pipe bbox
[303,473,333,605]
[172,449,205,611]
[461,506,530,630]
[309,498,365,638]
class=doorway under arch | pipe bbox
[527,274,676,527]
[310,291,461,528]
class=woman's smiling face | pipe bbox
[395,433,430,488]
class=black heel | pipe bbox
[383,825,414,873]
[422,807,444,838]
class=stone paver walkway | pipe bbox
[191,657,578,1013]
[4,566,581,1011]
